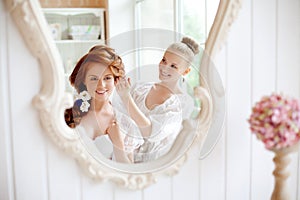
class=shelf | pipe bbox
[43,7,106,41]
[54,39,105,44]
[42,8,105,17]
[42,6,108,78]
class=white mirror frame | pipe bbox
[5,0,242,189]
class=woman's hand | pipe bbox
[116,77,152,137]
[106,120,124,150]
[106,120,133,163]
[115,77,131,100]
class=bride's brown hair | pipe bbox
[65,45,125,128]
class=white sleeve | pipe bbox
[129,83,183,143]
[111,90,128,115]
[113,109,144,152]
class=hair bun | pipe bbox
[181,37,199,55]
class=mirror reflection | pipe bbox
[113,37,199,163]
[64,45,134,163]
[64,36,199,163]
[40,0,219,165]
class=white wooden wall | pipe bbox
[1,0,300,200]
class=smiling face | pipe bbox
[159,51,190,83]
[84,62,115,103]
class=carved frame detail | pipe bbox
[5,0,242,189]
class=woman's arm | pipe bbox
[106,121,133,163]
[115,77,152,137]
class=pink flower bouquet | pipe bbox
[248,93,300,150]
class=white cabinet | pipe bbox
[43,8,106,78]
[43,8,106,41]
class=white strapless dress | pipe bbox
[76,126,113,160]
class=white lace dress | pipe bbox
[113,82,194,163]
[75,108,144,162]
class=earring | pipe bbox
[75,91,91,112]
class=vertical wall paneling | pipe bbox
[251,0,277,95]
[226,0,252,199]
[114,186,143,200]
[47,142,81,200]
[7,13,48,200]
[298,151,300,200]
[81,174,114,200]
[295,1,300,199]
[251,0,276,199]
[199,133,226,200]
[1,0,300,199]
[298,1,300,196]
[224,45,229,200]
[0,1,15,199]
[172,147,200,200]
[199,44,227,200]
[276,0,300,198]
[143,176,172,200]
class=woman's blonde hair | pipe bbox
[167,36,199,64]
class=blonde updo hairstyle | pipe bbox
[166,37,200,66]
[65,45,125,128]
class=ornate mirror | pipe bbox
[5,0,242,189]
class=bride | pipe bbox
[64,45,142,163]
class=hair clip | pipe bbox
[75,91,91,112]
